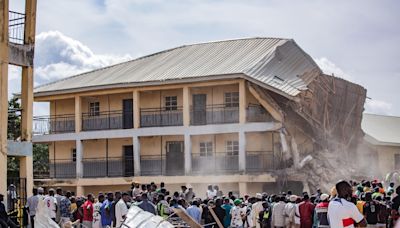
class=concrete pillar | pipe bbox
[21,67,33,141]
[76,185,84,197]
[76,140,83,178]
[19,156,33,197]
[183,86,190,126]
[184,133,192,175]
[75,96,81,132]
[133,90,140,128]
[133,136,141,176]
[238,131,246,172]
[239,80,247,124]
[238,182,248,197]
[0,0,9,198]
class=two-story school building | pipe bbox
[32,37,359,196]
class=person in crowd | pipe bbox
[115,192,129,228]
[26,188,39,228]
[93,194,104,228]
[284,195,297,228]
[271,195,286,228]
[206,185,217,200]
[213,198,226,227]
[0,194,18,228]
[230,199,246,228]
[259,201,271,228]
[156,194,170,219]
[185,185,196,202]
[180,186,188,200]
[110,191,121,227]
[137,193,156,215]
[314,193,329,228]
[221,198,232,228]
[55,187,63,223]
[44,188,57,221]
[59,191,72,226]
[296,194,315,228]
[82,194,94,228]
[328,180,367,228]
[214,185,223,197]
[251,193,264,228]
[132,183,141,198]
[363,192,380,226]
[100,192,113,228]
[187,199,202,224]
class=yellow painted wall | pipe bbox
[80,93,132,114]
[82,138,133,159]
[377,145,400,176]
[246,132,273,152]
[191,133,238,156]
[190,84,238,106]
[139,89,183,109]
[140,135,184,156]
[49,141,76,160]
[50,99,75,116]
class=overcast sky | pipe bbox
[9,0,400,116]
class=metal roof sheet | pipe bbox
[34,37,321,97]
[362,113,400,145]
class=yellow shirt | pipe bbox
[356,200,365,214]
[70,202,77,213]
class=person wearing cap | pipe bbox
[251,193,264,228]
[26,188,39,228]
[230,199,245,228]
[44,188,57,221]
[284,195,297,228]
[186,199,202,224]
[314,193,330,228]
[258,201,271,228]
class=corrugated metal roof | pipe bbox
[34,37,321,97]
[362,113,400,145]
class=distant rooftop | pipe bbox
[34,37,321,98]
[362,113,400,146]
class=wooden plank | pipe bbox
[248,83,284,122]
[172,208,202,228]
[208,206,223,228]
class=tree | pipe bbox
[8,96,21,140]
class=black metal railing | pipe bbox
[245,151,275,172]
[82,110,133,131]
[191,152,239,174]
[140,155,166,176]
[34,159,76,179]
[140,107,183,127]
[33,115,75,135]
[9,11,25,44]
[191,104,239,125]
[82,157,127,178]
[246,104,273,122]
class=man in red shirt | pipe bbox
[298,194,315,228]
[82,194,94,228]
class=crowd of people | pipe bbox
[3,179,400,227]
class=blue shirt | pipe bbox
[100,200,112,226]
[221,204,232,228]
[186,205,201,224]
[138,200,156,215]
[59,197,71,218]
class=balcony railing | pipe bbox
[33,115,75,135]
[140,107,183,127]
[9,11,25,44]
[34,159,76,179]
[191,104,239,125]
[82,157,128,178]
[82,110,133,131]
[246,104,273,122]
[140,154,184,176]
[246,151,275,172]
[192,152,239,174]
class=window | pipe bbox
[224,92,239,107]
[226,140,239,156]
[200,142,213,157]
[72,149,76,162]
[89,102,100,116]
[165,96,178,111]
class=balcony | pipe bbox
[33,115,75,135]
[246,151,275,172]
[82,110,133,131]
[191,152,239,174]
[140,154,184,176]
[82,157,130,178]
[246,104,273,122]
[9,11,25,44]
[191,104,239,125]
[34,159,76,179]
[140,107,183,127]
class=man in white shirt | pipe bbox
[26,188,39,228]
[115,192,129,227]
[44,189,57,221]
[231,199,246,228]
[271,196,286,228]
[328,180,367,228]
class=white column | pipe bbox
[76,139,83,178]
[133,136,141,176]
[184,133,192,175]
[239,131,246,172]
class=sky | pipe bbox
[8,0,400,116]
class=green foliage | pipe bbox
[33,144,49,174]
[8,96,21,140]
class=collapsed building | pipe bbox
[32,37,366,195]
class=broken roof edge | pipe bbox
[364,134,400,147]
[34,37,290,92]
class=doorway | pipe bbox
[123,145,134,176]
[192,94,207,125]
[166,141,184,175]
[122,99,133,129]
